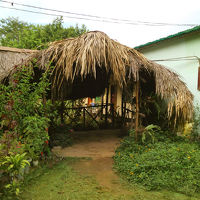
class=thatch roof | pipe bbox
[0,46,38,81]
[2,31,194,124]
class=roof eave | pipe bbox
[0,46,38,53]
[135,25,200,50]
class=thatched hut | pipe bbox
[0,46,38,81]
[0,31,194,131]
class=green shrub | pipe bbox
[114,134,200,195]
[191,106,200,141]
[49,124,73,148]
[0,65,53,198]
[0,65,52,158]
[0,153,30,198]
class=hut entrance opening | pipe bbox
[47,61,136,131]
[59,85,135,131]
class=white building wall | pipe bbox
[138,33,200,105]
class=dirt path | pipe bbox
[53,129,122,158]
[50,130,199,200]
[52,129,129,191]
[71,157,133,196]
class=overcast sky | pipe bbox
[0,0,200,47]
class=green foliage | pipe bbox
[191,106,200,141]
[114,132,200,196]
[0,65,52,157]
[22,115,49,160]
[141,124,161,144]
[2,153,29,177]
[138,92,169,129]
[49,124,73,148]
[20,158,200,200]
[0,64,61,161]
[21,158,131,200]
[0,153,30,197]
[4,179,20,197]
[0,65,53,198]
[129,124,162,144]
[0,17,88,49]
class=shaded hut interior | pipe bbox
[50,64,109,100]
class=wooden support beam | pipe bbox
[60,101,65,124]
[101,95,104,119]
[135,80,139,142]
[124,102,126,119]
[121,88,124,120]
[130,86,135,129]
[105,87,109,127]
[111,103,115,127]
[83,108,86,129]
[130,104,134,129]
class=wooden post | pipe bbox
[101,95,104,119]
[111,103,115,127]
[121,88,125,126]
[124,102,126,120]
[135,80,139,142]
[60,101,64,124]
[121,88,124,118]
[130,104,134,129]
[130,88,135,129]
[83,108,86,129]
[105,86,109,127]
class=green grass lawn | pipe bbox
[20,158,200,200]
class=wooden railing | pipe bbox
[62,104,135,129]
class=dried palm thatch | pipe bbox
[23,31,194,123]
[0,46,38,81]
[28,31,150,98]
[147,61,193,125]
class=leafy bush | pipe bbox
[0,153,30,197]
[114,132,200,195]
[129,124,163,144]
[191,106,200,141]
[49,124,73,148]
[0,65,52,159]
[0,65,53,198]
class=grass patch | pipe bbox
[18,157,200,200]
[114,135,200,197]
[20,158,135,200]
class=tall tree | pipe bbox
[0,17,88,49]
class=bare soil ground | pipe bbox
[50,129,199,200]
[52,129,128,190]
[53,129,122,158]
